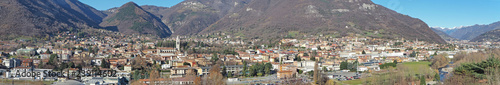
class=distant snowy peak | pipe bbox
[431,25,472,30]
[452,25,474,29]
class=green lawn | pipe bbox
[401,61,435,74]
[340,79,365,85]
[341,61,434,85]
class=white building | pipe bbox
[2,58,20,68]
[161,64,171,69]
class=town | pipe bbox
[0,30,493,85]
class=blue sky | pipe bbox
[372,0,500,28]
[80,0,500,28]
[80,0,183,10]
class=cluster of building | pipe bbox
[0,31,487,84]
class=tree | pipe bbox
[227,71,233,78]
[340,61,348,70]
[310,56,316,61]
[393,60,398,64]
[265,63,272,75]
[208,64,225,85]
[295,55,301,61]
[434,73,440,81]
[222,66,227,77]
[323,66,328,72]
[101,59,109,68]
[133,70,140,80]
[45,50,52,54]
[68,62,74,68]
[77,47,84,51]
[48,54,58,65]
[393,42,403,46]
[447,57,500,84]
[410,51,417,57]
[303,53,309,56]
[349,61,359,72]
[312,50,317,57]
[249,64,256,77]
[149,70,159,85]
[243,61,247,77]
[211,53,219,62]
[194,76,202,85]
[431,53,449,69]
[362,50,366,54]
[313,61,319,84]
[183,62,191,66]
[420,75,426,85]
[380,63,397,69]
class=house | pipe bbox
[171,75,196,85]
[138,78,172,85]
[161,64,171,69]
[339,52,356,58]
[277,65,295,79]
[3,58,21,68]
[170,67,196,78]
[225,65,244,73]
[124,65,132,72]
[92,58,103,66]
[157,47,176,56]
[367,65,381,72]
[58,53,71,61]
[197,67,211,76]
[357,66,368,72]
[16,48,36,56]
[40,54,51,59]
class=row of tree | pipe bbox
[340,61,358,72]
[245,62,273,77]
[379,60,398,69]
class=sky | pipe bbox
[80,0,500,28]
[79,0,183,10]
[372,0,500,28]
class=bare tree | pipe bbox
[431,53,449,69]
[313,61,318,84]
[149,70,159,85]
[207,64,225,85]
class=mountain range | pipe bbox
[0,0,446,43]
[430,28,458,41]
[100,2,172,37]
[431,21,500,41]
[0,0,106,39]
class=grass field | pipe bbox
[401,61,432,69]
[400,61,436,75]
[340,79,365,85]
[340,61,435,85]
